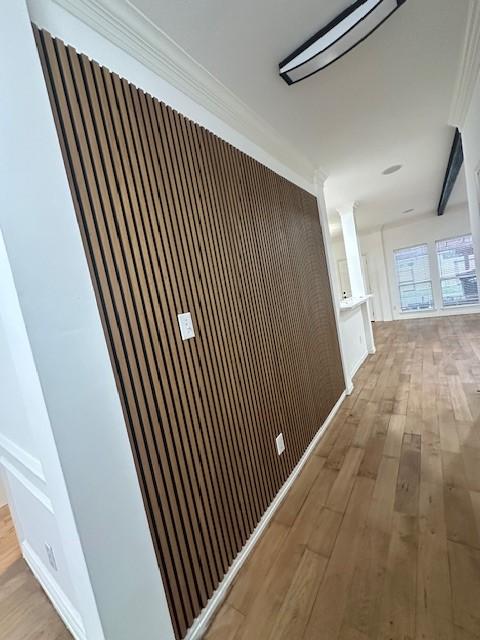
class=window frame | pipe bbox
[393,242,435,314]
[435,233,479,309]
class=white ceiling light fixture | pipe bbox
[279,0,407,85]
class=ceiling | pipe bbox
[129,0,470,230]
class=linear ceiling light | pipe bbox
[279,0,407,85]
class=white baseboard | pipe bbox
[22,541,86,640]
[184,389,347,640]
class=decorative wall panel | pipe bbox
[35,27,344,638]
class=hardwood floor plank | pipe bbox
[394,433,421,516]
[416,480,454,640]
[268,548,327,640]
[325,420,357,471]
[377,513,418,640]
[443,485,480,549]
[352,401,378,448]
[358,433,385,480]
[448,376,474,422]
[384,414,406,458]
[461,446,480,492]
[449,541,480,636]
[469,490,480,539]
[342,456,399,638]
[303,477,374,640]
[421,425,443,486]
[227,520,288,614]
[275,455,325,527]
[307,507,343,558]
[338,624,369,640]
[235,466,337,640]
[326,447,365,514]
[442,451,470,489]
[437,391,460,454]
[204,604,245,640]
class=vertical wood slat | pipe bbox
[35,27,345,639]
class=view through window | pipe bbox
[394,244,434,312]
[436,234,479,307]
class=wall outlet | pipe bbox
[177,312,195,341]
[276,433,285,456]
[45,543,57,571]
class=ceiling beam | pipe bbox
[437,128,463,216]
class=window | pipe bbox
[436,234,478,307]
[394,244,434,312]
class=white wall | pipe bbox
[0,232,91,639]
[0,477,7,509]
[359,231,393,321]
[332,203,478,321]
[1,2,176,639]
[332,232,392,322]
[383,205,479,320]
[462,72,480,273]
[337,307,369,383]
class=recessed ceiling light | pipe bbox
[382,164,402,175]
[402,208,414,214]
[279,0,408,85]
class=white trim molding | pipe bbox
[184,389,346,640]
[42,0,317,186]
[449,0,480,128]
[22,541,86,640]
[0,432,45,482]
[1,456,53,514]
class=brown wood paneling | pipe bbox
[34,27,345,639]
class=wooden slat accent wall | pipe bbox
[35,27,345,639]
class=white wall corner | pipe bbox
[40,0,314,187]
[449,0,480,128]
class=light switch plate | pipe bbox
[177,312,195,341]
[276,433,285,456]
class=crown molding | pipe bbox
[314,167,329,187]
[47,0,319,186]
[449,0,480,128]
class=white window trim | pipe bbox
[435,233,479,309]
[394,243,435,314]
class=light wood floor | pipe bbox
[205,315,480,640]
[0,504,71,639]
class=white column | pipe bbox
[314,171,354,394]
[449,0,480,284]
[338,203,366,298]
